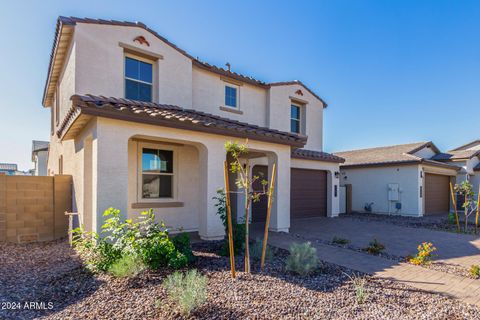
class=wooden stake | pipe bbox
[476,186,480,233]
[450,182,460,232]
[261,163,276,270]
[223,161,236,278]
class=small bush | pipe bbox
[345,273,369,304]
[108,255,145,278]
[409,242,437,265]
[286,242,318,276]
[363,239,385,255]
[469,265,480,279]
[163,269,207,316]
[332,237,350,245]
[250,239,273,262]
[172,233,195,264]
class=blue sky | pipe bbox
[0,0,479,170]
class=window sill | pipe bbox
[219,106,243,115]
[132,202,184,209]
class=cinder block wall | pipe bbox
[0,175,72,243]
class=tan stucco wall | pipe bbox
[192,67,268,127]
[268,84,324,151]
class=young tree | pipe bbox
[454,181,480,232]
[225,140,269,273]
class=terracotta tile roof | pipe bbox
[292,149,344,163]
[43,17,327,107]
[0,163,17,171]
[334,142,458,170]
[431,149,480,161]
[61,95,307,147]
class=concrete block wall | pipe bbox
[0,175,72,243]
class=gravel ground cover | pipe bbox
[339,212,478,234]
[1,239,480,319]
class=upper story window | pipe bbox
[141,147,174,199]
[291,104,301,133]
[125,56,153,102]
[225,85,238,108]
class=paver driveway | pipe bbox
[286,217,480,268]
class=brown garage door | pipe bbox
[291,168,327,218]
[425,173,450,215]
[252,165,269,223]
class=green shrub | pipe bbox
[108,255,145,278]
[72,208,193,272]
[214,189,245,255]
[286,242,318,276]
[363,239,385,255]
[470,265,480,279]
[250,239,273,262]
[163,269,207,316]
[172,233,195,264]
[332,237,350,245]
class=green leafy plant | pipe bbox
[345,273,369,304]
[409,242,437,265]
[286,242,318,276]
[108,254,145,278]
[172,232,195,264]
[72,208,192,272]
[469,265,480,279]
[250,239,273,263]
[332,236,350,246]
[213,189,245,256]
[447,212,456,225]
[163,269,207,316]
[363,239,385,255]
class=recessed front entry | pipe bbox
[291,168,327,218]
[252,165,269,223]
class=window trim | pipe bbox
[124,53,155,102]
[137,142,178,203]
[224,83,240,109]
[291,103,302,134]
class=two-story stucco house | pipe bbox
[43,16,344,240]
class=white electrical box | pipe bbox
[388,183,400,201]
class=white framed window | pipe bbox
[291,104,301,134]
[137,143,177,201]
[224,84,239,108]
[125,54,153,102]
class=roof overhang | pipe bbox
[340,159,460,171]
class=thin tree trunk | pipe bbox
[244,190,250,273]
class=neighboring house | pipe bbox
[334,142,459,216]
[43,16,344,239]
[0,163,18,176]
[32,140,49,176]
[431,140,480,206]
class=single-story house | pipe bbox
[32,140,49,176]
[334,142,459,216]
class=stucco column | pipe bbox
[268,150,290,232]
[198,143,226,240]
[94,122,129,234]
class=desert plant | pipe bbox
[332,236,350,245]
[172,232,195,264]
[108,254,145,278]
[286,242,318,276]
[213,189,245,256]
[469,265,480,279]
[225,141,271,273]
[250,239,273,262]
[409,242,437,265]
[363,239,385,255]
[345,273,369,304]
[454,181,480,232]
[163,269,207,316]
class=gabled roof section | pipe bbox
[450,139,480,151]
[60,94,307,147]
[334,142,458,170]
[43,16,327,107]
[292,149,344,163]
[432,149,480,161]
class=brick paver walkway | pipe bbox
[252,220,480,306]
